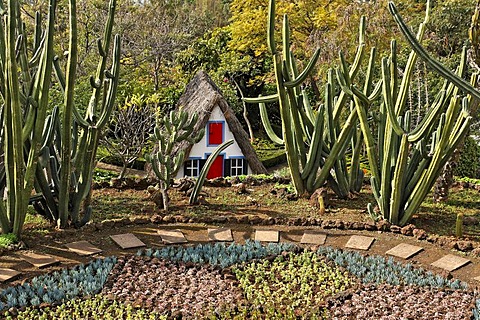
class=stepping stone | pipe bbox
[65,241,102,256]
[0,268,21,283]
[345,235,375,251]
[386,243,423,259]
[208,228,233,242]
[18,252,60,269]
[255,230,279,243]
[110,233,146,249]
[431,254,470,272]
[158,230,188,244]
[300,231,327,245]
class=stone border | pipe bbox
[78,214,480,258]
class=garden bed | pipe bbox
[0,242,477,319]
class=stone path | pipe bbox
[0,226,476,284]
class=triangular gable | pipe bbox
[173,71,267,175]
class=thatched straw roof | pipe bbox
[173,71,267,175]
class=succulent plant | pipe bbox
[0,256,118,311]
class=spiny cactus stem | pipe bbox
[389,1,480,101]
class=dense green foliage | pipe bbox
[233,251,354,318]
[455,136,480,178]
[7,295,163,320]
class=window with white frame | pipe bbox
[230,158,244,176]
[185,159,200,177]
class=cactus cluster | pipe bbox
[0,0,57,236]
[342,1,479,225]
[244,0,372,198]
[147,109,204,210]
[0,256,117,311]
[33,0,120,228]
[136,240,296,268]
[0,0,120,234]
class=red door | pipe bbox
[207,155,224,179]
[208,122,223,145]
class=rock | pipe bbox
[413,228,427,240]
[351,221,365,230]
[334,220,345,229]
[150,215,163,224]
[101,219,115,229]
[162,215,175,223]
[248,215,262,225]
[389,225,401,233]
[400,224,416,236]
[454,241,474,252]
[364,222,376,231]
[375,220,391,232]
[110,178,123,189]
[471,247,480,257]
[266,217,276,225]
[238,216,249,224]
[232,183,249,194]
[321,220,335,229]
[132,217,150,225]
[426,234,438,243]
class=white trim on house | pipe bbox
[176,105,252,178]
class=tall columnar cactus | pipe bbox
[32,0,120,228]
[147,110,204,211]
[345,1,479,225]
[244,0,369,198]
[0,0,56,237]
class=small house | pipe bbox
[173,71,267,179]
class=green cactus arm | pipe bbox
[348,16,366,81]
[0,201,9,234]
[407,90,446,142]
[301,89,315,124]
[392,1,430,114]
[58,0,78,228]
[389,134,409,225]
[348,126,363,192]
[243,94,279,104]
[28,37,44,68]
[184,112,199,132]
[267,0,276,54]
[381,57,406,136]
[284,49,320,88]
[189,139,234,205]
[259,102,284,145]
[312,108,358,190]
[389,1,480,101]
[282,14,293,80]
[97,34,121,129]
[353,95,380,184]
[301,105,325,180]
[173,151,185,174]
[364,47,376,94]
[368,81,383,101]
[53,56,66,91]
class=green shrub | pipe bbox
[455,136,480,179]
[0,234,17,248]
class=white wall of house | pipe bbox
[175,104,252,178]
